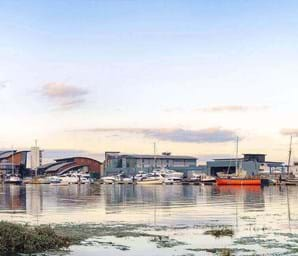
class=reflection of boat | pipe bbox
[285,178,298,186]
[217,185,262,193]
[4,174,22,185]
[137,173,164,185]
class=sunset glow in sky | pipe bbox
[1,0,298,162]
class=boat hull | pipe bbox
[137,180,163,185]
[216,178,261,186]
[4,180,22,185]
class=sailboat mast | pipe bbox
[153,142,157,170]
[11,146,14,175]
[235,137,239,175]
[287,135,293,174]
[35,139,38,177]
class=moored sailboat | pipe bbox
[216,137,261,186]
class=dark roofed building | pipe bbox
[207,153,285,176]
[105,151,198,175]
[0,150,29,178]
[39,156,103,178]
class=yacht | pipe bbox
[101,176,116,184]
[4,174,22,185]
[137,172,164,185]
[48,176,62,184]
[162,169,183,184]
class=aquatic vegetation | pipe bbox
[0,221,71,254]
[150,235,186,248]
[204,227,234,238]
[81,239,130,250]
[53,223,154,242]
[187,248,233,255]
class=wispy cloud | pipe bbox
[0,80,9,88]
[195,105,269,112]
[72,128,238,143]
[280,128,298,136]
[41,82,88,110]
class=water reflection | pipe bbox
[0,184,297,231]
[0,185,26,213]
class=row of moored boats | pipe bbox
[101,169,216,185]
[3,172,94,185]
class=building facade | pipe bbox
[0,150,29,178]
[104,152,197,175]
[207,153,284,176]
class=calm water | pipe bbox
[1,184,298,255]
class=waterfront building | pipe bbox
[104,151,198,175]
[38,156,103,178]
[207,153,284,176]
[0,150,29,178]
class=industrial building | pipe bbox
[38,156,103,178]
[104,151,198,175]
[207,153,285,176]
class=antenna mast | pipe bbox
[287,135,293,174]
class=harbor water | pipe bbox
[1,184,298,255]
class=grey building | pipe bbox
[207,153,284,177]
[104,152,198,175]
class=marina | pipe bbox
[1,183,298,255]
[2,0,298,254]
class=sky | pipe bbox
[1,0,298,163]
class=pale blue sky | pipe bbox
[1,0,298,162]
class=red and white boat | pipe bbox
[216,137,261,186]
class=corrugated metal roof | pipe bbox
[45,162,71,172]
[0,151,16,159]
[39,162,59,169]
[57,164,84,175]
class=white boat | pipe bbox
[135,172,148,181]
[101,176,116,184]
[4,174,22,185]
[137,172,164,185]
[164,173,183,184]
[79,173,94,184]
[59,174,78,184]
[200,174,216,184]
[27,176,51,184]
[48,176,62,184]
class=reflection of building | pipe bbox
[104,152,198,175]
[207,153,284,176]
[0,185,26,211]
[38,157,103,178]
[0,151,29,178]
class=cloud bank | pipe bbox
[42,82,88,110]
[196,105,269,112]
[74,128,238,143]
